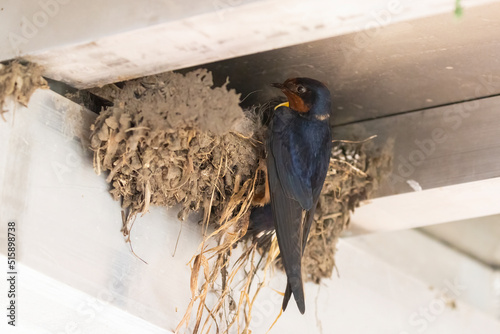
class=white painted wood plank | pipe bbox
[3,238,499,334]
[0,90,205,331]
[333,94,500,197]
[345,230,500,317]
[0,255,172,334]
[421,214,500,268]
[347,178,500,234]
[1,0,498,88]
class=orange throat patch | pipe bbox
[283,91,310,113]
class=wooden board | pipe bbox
[333,95,500,196]
[420,214,500,268]
[199,2,500,125]
[1,0,497,92]
[348,178,500,234]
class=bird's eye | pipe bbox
[297,85,307,94]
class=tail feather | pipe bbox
[282,281,292,311]
[282,279,305,314]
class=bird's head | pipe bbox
[271,77,331,118]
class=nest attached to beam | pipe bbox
[89,69,390,333]
[90,70,262,229]
[89,70,268,333]
[303,138,391,283]
[0,60,48,121]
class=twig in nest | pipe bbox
[203,303,219,334]
[163,156,194,191]
[231,131,262,145]
[331,158,368,177]
[321,213,342,220]
[315,284,324,334]
[204,155,224,238]
[332,135,377,144]
[240,89,262,103]
[176,156,224,334]
[172,220,184,257]
[123,214,148,265]
[125,126,151,133]
[141,180,151,216]
[106,157,127,183]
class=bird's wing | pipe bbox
[267,140,305,313]
[269,110,313,210]
[267,108,316,314]
[268,107,332,313]
[280,190,323,313]
[302,133,331,252]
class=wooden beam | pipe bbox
[194,2,500,125]
[0,90,203,331]
[7,256,172,333]
[347,178,500,234]
[333,95,500,197]
[420,214,500,268]
[332,93,500,233]
[343,230,500,317]
[1,0,497,88]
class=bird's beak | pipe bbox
[272,82,291,110]
[274,101,289,110]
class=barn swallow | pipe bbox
[267,78,332,314]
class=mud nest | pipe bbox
[90,70,264,234]
[303,138,391,283]
[0,61,48,121]
[89,69,391,333]
[90,70,272,333]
